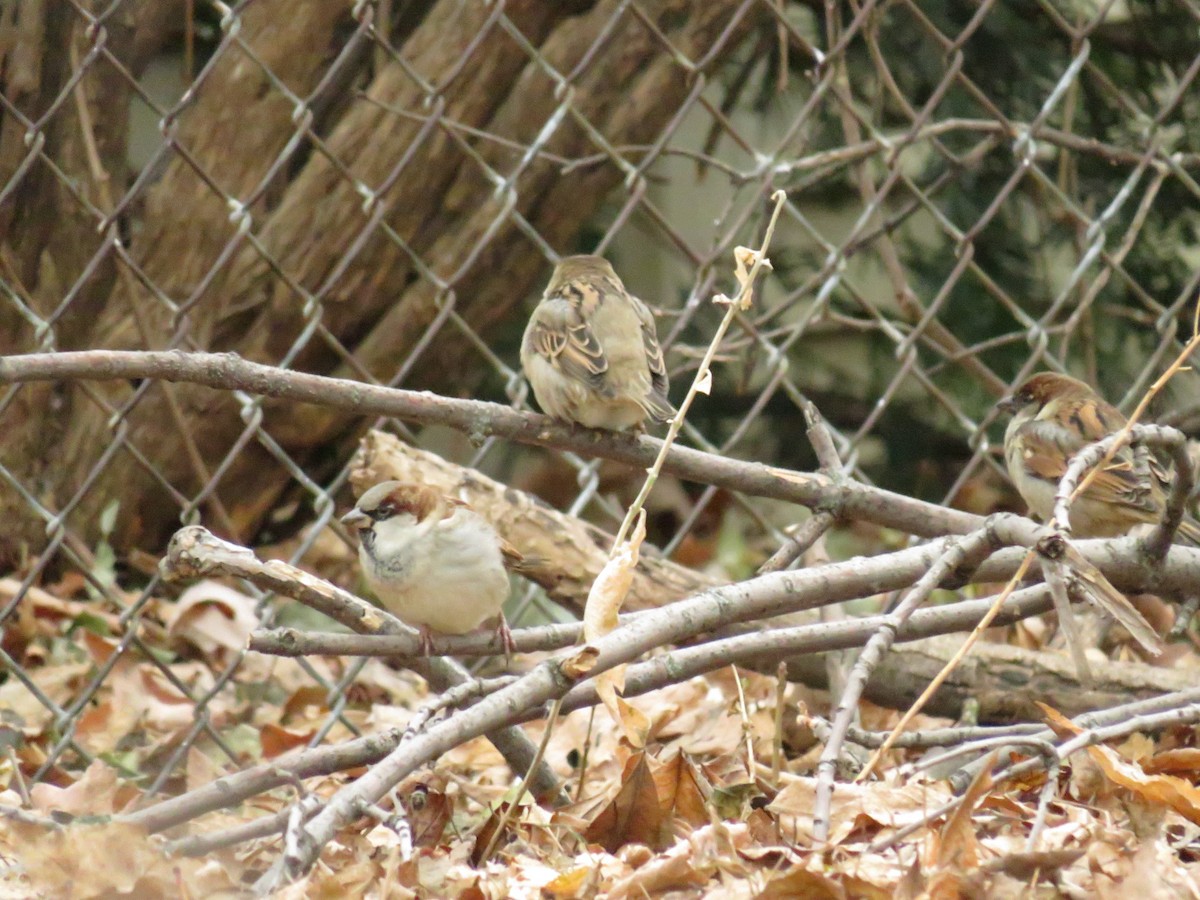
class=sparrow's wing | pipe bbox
[524,295,609,391]
[1018,417,1158,516]
[499,538,525,569]
[629,294,675,421]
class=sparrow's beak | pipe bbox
[994,394,1019,416]
[340,508,370,529]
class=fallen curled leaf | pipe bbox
[582,750,716,855]
[731,245,772,309]
[261,723,316,759]
[756,866,846,900]
[933,754,994,874]
[584,510,647,746]
[6,820,231,900]
[165,580,260,658]
[1086,744,1200,825]
[584,751,672,852]
[29,759,121,817]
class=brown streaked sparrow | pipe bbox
[340,481,520,654]
[997,371,1200,543]
[521,254,675,431]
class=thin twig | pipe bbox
[758,400,846,573]
[1053,423,1195,561]
[812,528,994,839]
[611,190,788,548]
[870,688,1200,855]
[852,543,1037,786]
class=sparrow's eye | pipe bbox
[371,502,395,521]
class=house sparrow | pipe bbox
[340,481,520,654]
[997,371,1200,543]
[521,255,675,431]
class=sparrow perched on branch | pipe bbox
[521,255,675,431]
[340,481,522,654]
[997,371,1200,543]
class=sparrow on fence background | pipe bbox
[521,254,676,431]
[340,480,521,654]
[997,371,1200,543]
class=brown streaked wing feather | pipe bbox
[499,538,546,575]
[629,294,674,423]
[1082,463,1159,517]
[1063,394,1126,442]
[630,294,668,388]
[527,298,609,391]
[1017,420,1158,516]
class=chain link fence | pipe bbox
[2,0,1199,847]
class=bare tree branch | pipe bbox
[0,349,981,537]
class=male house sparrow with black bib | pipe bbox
[997,371,1200,542]
[341,481,521,654]
[521,255,675,431]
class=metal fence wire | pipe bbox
[1,0,1199,830]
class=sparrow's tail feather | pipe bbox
[1174,516,1200,547]
[1062,546,1164,656]
[642,391,676,423]
[500,539,551,577]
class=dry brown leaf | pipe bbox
[406,785,452,849]
[1086,746,1200,826]
[1143,747,1200,776]
[608,822,752,898]
[583,510,646,747]
[165,580,260,658]
[541,866,595,899]
[260,722,316,759]
[559,645,600,680]
[8,820,234,899]
[933,754,992,872]
[29,759,120,817]
[657,753,712,830]
[769,774,954,845]
[756,865,847,900]
[583,751,672,852]
[75,661,198,756]
[79,630,119,667]
[731,245,773,310]
[1041,703,1200,826]
[0,661,90,737]
[185,745,227,793]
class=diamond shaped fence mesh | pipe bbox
[1,0,1199,872]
